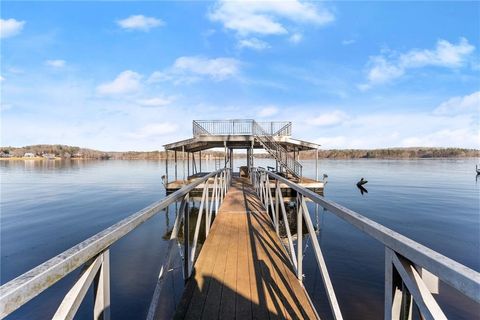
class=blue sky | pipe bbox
[1,1,479,151]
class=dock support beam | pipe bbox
[182,146,185,182]
[199,151,202,173]
[165,150,169,184]
[224,142,227,168]
[174,150,178,181]
[187,152,190,177]
[183,197,190,281]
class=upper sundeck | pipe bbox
[164,119,318,153]
[193,119,292,137]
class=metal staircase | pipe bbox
[252,121,302,178]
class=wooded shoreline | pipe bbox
[1,145,478,160]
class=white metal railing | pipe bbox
[191,119,301,177]
[0,168,231,320]
[251,168,480,320]
[192,119,291,136]
[252,120,302,178]
[147,168,231,319]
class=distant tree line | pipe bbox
[300,148,479,159]
[1,145,478,160]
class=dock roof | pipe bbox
[163,120,319,152]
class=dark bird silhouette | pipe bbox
[356,178,368,195]
[358,185,368,195]
[357,177,368,187]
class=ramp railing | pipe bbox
[251,168,480,320]
[0,168,231,320]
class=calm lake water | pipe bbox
[1,158,479,319]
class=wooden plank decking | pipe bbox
[174,178,318,320]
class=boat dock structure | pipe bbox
[163,120,325,198]
[1,120,479,319]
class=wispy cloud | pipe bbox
[360,38,475,90]
[0,18,25,38]
[45,59,66,68]
[306,110,349,126]
[97,70,142,95]
[433,91,480,116]
[342,39,355,45]
[401,128,479,148]
[307,110,479,149]
[137,96,174,107]
[127,123,178,139]
[149,56,241,83]
[288,32,303,44]
[238,38,270,50]
[117,15,164,31]
[258,106,278,117]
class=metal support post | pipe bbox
[182,146,185,182]
[174,150,178,181]
[165,150,169,184]
[183,196,190,281]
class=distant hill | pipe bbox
[1,145,478,160]
[0,144,227,160]
[300,147,479,159]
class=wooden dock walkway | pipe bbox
[174,178,318,320]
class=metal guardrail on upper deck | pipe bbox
[193,120,292,137]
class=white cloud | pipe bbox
[342,39,355,45]
[147,71,170,83]
[258,106,278,117]
[0,103,13,112]
[45,60,66,68]
[97,70,142,95]
[303,109,479,149]
[400,38,475,68]
[209,0,334,36]
[401,128,480,148]
[433,91,480,116]
[307,110,349,126]
[361,38,475,89]
[117,15,163,31]
[128,123,178,139]
[0,18,25,38]
[289,32,303,44]
[238,38,270,50]
[363,56,404,88]
[149,56,241,83]
[137,96,174,107]
[208,0,333,50]
[173,56,240,80]
[0,76,5,81]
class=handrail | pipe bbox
[192,120,211,136]
[252,120,302,177]
[251,168,480,319]
[192,119,292,136]
[0,168,231,319]
[273,122,292,136]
